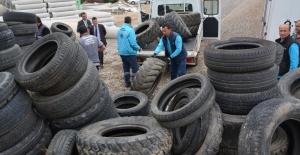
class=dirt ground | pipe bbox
[100,0,264,97]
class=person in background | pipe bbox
[78,25,106,71]
[117,16,141,87]
[153,23,187,80]
[36,16,50,40]
[77,12,92,34]
[276,24,299,78]
[292,20,300,45]
[90,17,107,68]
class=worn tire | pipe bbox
[76,116,172,154]
[178,12,201,27]
[51,22,73,37]
[270,127,289,155]
[207,64,279,93]
[15,32,84,93]
[188,25,199,37]
[3,12,37,23]
[238,98,300,155]
[112,91,149,116]
[165,11,192,41]
[131,57,166,97]
[135,20,161,47]
[216,86,278,115]
[0,29,15,50]
[151,73,215,128]
[278,67,300,101]
[0,22,8,31]
[8,23,38,35]
[0,44,22,71]
[14,34,36,46]
[204,38,276,73]
[0,72,19,108]
[153,16,166,26]
[46,130,78,155]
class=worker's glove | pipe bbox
[138,48,143,53]
[151,53,157,58]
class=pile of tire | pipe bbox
[14,32,119,132]
[150,73,223,155]
[3,12,38,48]
[0,23,22,74]
[204,37,283,155]
[0,72,52,155]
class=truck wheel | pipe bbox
[165,11,192,41]
[131,57,166,97]
[278,68,300,101]
[46,130,78,155]
[238,98,300,155]
[178,12,201,27]
[51,22,73,37]
[76,116,172,154]
[204,38,276,73]
[135,20,161,47]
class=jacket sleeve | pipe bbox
[170,36,183,58]
[128,29,141,51]
[288,43,299,71]
[154,38,164,55]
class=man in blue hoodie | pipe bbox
[117,16,142,87]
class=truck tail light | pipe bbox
[137,58,144,62]
[186,58,194,63]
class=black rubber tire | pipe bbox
[131,57,166,97]
[76,116,172,154]
[178,12,201,27]
[112,91,149,116]
[165,11,192,41]
[0,22,8,31]
[204,38,276,73]
[151,73,215,128]
[278,67,300,101]
[46,130,78,155]
[31,61,99,119]
[8,23,38,35]
[0,29,15,51]
[216,86,278,115]
[207,64,279,93]
[188,25,199,37]
[14,33,36,46]
[3,21,24,26]
[26,126,52,155]
[153,16,166,26]
[0,72,19,108]
[274,42,284,65]
[3,12,37,23]
[0,44,22,71]
[238,98,300,155]
[14,32,82,93]
[135,19,161,47]
[51,22,73,37]
[195,103,223,155]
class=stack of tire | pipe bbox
[203,37,283,155]
[0,23,22,74]
[3,12,38,48]
[150,73,223,155]
[14,32,119,132]
[0,72,52,155]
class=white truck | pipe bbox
[136,0,221,66]
[261,0,300,41]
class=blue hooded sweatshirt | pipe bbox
[117,23,141,56]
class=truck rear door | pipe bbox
[202,0,221,40]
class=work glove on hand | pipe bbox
[138,48,142,53]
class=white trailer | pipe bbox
[136,0,221,66]
[262,0,300,41]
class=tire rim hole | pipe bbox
[102,127,147,137]
[217,44,260,50]
[115,97,139,109]
[135,24,150,35]
[56,25,68,31]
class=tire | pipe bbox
[135,20,161,47]
[270,127,289,155]
[0,29,15,51]
[3,21,25,26]
[165,11,192,41]
[26,126,52,155]
[0,72,19,108]
[153,16,166,26]
[14,32,82,93]
[216,86,278,115]
[278,67,300,101]
[0,22,8,31]
[14,34,36,46]
[8,23,38,35]
[0,44,22,71]
[238,98,300,155]
[207,64,279,93]
[195,103,223,155]
[188,25,199,37]
[275,42,284,65]
[131,57,166,97]
[112,91,149,117]
[51,22,73,37]
[31,61,99,119]
[178,12,201,27]
[76,116,172,154]
[204,38,276,73]
[3,12,37,23]
[151,73,215,128]
[46,130,78,155]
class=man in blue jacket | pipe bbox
[153,23,187,80]
[117,16,142,87]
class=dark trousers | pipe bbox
[170,58,186,80]
[98,49,103,65]
[120,55,139,85]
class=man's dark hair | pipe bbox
[124,16,131,24]
[36,16,41,24]
[79,25,87,34]
[80,12,86,17]
[162,23,171,29]
[92,17,97,21]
